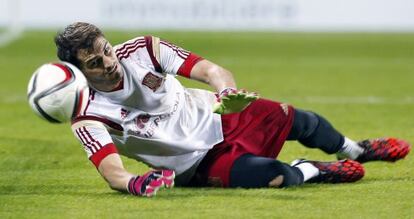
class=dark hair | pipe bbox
[54,22,103,68]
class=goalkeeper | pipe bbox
[54,22,410,197]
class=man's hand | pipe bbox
[213,88,259,114]
[127,169,175,197]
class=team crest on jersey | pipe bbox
[142,72,163,92]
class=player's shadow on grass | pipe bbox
[105,187,307,200]
[106,184,352,200]
[0,185,303,201]
[2,179,407,199]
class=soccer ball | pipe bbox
[27,62,89,123]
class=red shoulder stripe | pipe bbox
[116,39,146,60]
[115,38,145,54]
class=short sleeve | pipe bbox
[158,39,203,78]
[71,120,118,167]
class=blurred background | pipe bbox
[1,0,414,35]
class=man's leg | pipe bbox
[287,109,370,159]
[229,154,304,188]
[287,109,363,156]
[229,154,364,188]
[286,109,410,162]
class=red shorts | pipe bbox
[189,99,295,187]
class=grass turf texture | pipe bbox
[1,30,414,218]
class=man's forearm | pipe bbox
[98,154,134,192]
[189,59,237,93]
[205,65,237,93]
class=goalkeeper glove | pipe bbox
[213,88,259,114]
[127,169,175,197]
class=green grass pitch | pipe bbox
[1,30,414,218]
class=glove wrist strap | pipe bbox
[219,87,237,96]
[127,175,140,195]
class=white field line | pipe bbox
[2,94,414,105]
[1,94,27,104]
[0,28,23,47]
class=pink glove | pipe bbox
[127,170,175,197]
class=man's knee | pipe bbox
[268,175,284,187]
[229,154,303,188]
[288,109,320,140]
[265,160,303,188]
[288,109,344,154]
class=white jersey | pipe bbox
[71,36,223,182]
